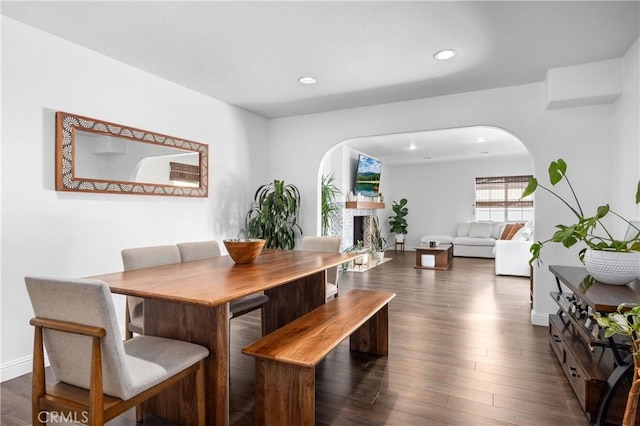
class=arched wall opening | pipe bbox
[315,125,534,253]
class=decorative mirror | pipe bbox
[55,111,208,197]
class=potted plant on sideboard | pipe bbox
[521,158,640,285]
[389,198,409,243]
[246,179,302,250]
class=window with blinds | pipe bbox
[475,175,534,222]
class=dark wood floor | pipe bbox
[1,252,590,425]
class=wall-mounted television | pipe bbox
[354,154,382,197]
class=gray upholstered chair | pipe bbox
[121,245,182,339]
[25,276,208,426]
[300,236,342,301]
[177,240,269,318]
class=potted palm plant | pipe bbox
[522,158,640,284]
[321,173,341,237]
[246,179,302,250]
[389,198,409,243]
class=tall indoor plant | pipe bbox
[522,158,640,284]
[246,179,302,250]
[321,173,341,237]
[389,198,409,242]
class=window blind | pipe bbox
[475,175,533,208]
[170,162,200,184]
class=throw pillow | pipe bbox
[499,224,515,240]
[509,223,528,240]
[505,223,524,240]
[468,222,492,238]
[456,222,471,237]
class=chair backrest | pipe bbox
[300,236,341,284]
[121,245,182,271]
[121,245,182,329]
[25,276,132,399]
[177,240,221,262]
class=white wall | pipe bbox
[0,18,268,380]
[384,156,533,248]
[611,38,640,235]
[268,43,638,326]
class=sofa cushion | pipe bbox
[468,222,492,238]
[420,235,453,245]
[456,222,471,237]
[490,223,503,239]
[453,236,496,246]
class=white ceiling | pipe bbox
[2,1,638,165]
[345,126,528,167]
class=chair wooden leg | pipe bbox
[32,326,46,426]
[89,336,105,425]
[135,404,143,423]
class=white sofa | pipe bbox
[452,222,504,258]
[494,240,532,277]
[494,221,534,277]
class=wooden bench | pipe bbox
[242,288,396,425]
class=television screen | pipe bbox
[354,154,382,197]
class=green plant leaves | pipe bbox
[246,179,302,250]
[548,158,567,185]
[521,178,538,199]
[522,158,640,264]
[389,198,409,234]
[595,303,640,339]
[321,174,341,237]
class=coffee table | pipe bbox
[414,244,453,270]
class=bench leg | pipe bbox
[255,359,315,426]
[349,304,389,356]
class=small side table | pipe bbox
[394,241,405,253]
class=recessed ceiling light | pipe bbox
[476,137,486,143]
[408,142,417,150]
[298,76,316,85]
[433,49,457,60]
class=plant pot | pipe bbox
[583,249,640,285]
[395,234,405,243]
[375,251,385,260]
[354,253,369,265]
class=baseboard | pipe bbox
[0,354,38,382]
[531,310,549,327]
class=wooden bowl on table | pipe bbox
[223,239,266,264]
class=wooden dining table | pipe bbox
[88,248,359,425]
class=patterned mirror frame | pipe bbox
[55,111,208,197]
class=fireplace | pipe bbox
[338,207,375,251]
[353,216,366,244]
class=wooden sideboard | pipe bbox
[549,265,640,425]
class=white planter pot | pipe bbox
[583,249,640,285]
[371,251,385,262]
[354,253,369,265]
[395,234,405,243]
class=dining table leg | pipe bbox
[262,270,326,334]
[143,298,230,426]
